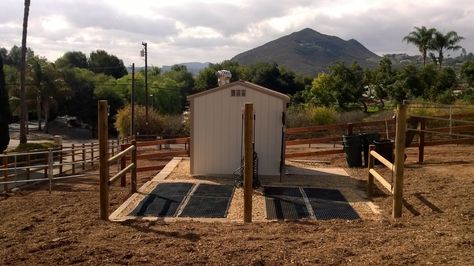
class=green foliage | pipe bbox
[0,56,12,152]
[88,50,127,79]
[55,51,88,69]
[429,31,464,68]
[195,60,241,91]
[461,60,474,87]
[286,105,338,128]
[114,105,185,137]
[13,142,55,153]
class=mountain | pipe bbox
[231,28,380,76]
[161,62,211,75]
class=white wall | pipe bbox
[191,83,284,176]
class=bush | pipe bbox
[114,105,186,137]
[14,142,56,153]
[287,105,338,127]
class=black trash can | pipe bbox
[361,133,380,167]
[342,134,362,167]
[373,139,394,164]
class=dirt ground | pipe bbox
[1,145,473,265]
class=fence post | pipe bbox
[244,103,254,223]
[3,155,8,192]
[367,145,375,199]
[111,140,115,156]
[347,123,353,135]
[48,149,53,194]
[131,140,137,194]
[26,154,30,180]
[90,143,94,167]
[72,143,76,175]
[120,144,127,187]
[393,103,407,218]
[418,118,425,163]
[82,143,86,171]
[99,100,109,220]
[59,145,63,175]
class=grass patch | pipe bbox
[14,142,56,153]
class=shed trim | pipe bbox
[187,80,290,102]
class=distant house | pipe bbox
[187,80,290,177]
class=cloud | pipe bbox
[0,0,472,66]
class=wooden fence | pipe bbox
[0,140,122,193]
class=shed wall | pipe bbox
[191,84,284,176]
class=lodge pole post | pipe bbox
[393,103,407,218]
[99,100,109,220]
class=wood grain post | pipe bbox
[90,143,94,167]
[131,140,137,194]
[59,145,63,175]
[120,144,127,187]
[418,118,425,163]
[243,103,254,223]
[3,155,7,192]
[82,143,86,171]
[99,100,109,220]
[367,145,375,199]
[26,154,30,180]
[71,143,76,175]
[393,104,407,218]
[347,123,353,135]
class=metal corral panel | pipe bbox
[190,82,287,176]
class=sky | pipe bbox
[0,0,473,67]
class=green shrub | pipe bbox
[287,105,338,127]
[114,105,186,137]
[14,142,56,153]
[309,106,338,125]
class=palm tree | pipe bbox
[429,30,464,69]
[403,26,436,66]
[19,0,31,144]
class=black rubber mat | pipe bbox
[264,186,310,220]
[303,188,347,202]
[130,183,193,217]
[179,184,234,218]
[303,188,360,220]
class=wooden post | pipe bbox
[120,144,127,187]
[418,118,425,163]
[82,143,86,171]
[48,149,53,193]
[59,145,63,175]
[71,143,76,175]
[26,154,30,180]
[393,104,407,218]
[90,143,94,167]
[111,140,115,156]
[243,103,254,223]
[3,155,8,192]
[131,140,137,194]
[44,153,48,178]
[347,123,353,135]
[99,100,109,220]
[367,145,375,199]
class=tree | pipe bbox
[307,73,337,106]
[19,0,31,144]
[55,51,88,69]
[388,64,423,102]
[195,60,241,91]
[461,60,474,87]
[429,31,464,69]
[88,50,127,79]
[0,56,12,152]
[372,57,394,108]
[403,26,436,65]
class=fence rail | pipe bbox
[0,140,123,193]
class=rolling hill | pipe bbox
[231,28,380,76]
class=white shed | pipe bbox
[187,80,290,177]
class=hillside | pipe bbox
[232,28,380,76]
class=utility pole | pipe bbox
[141,42,148,132]
[131,63,135,137]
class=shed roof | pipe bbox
[187,80,290,102]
